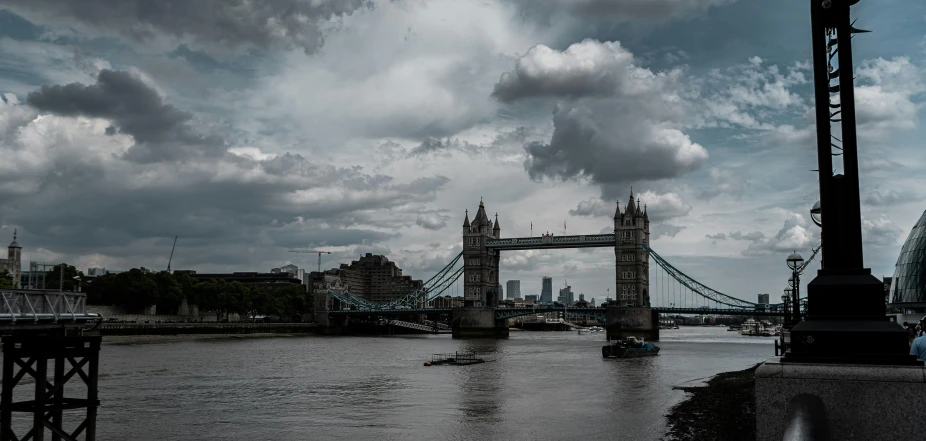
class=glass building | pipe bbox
[890,208,926,305]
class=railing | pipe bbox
[782,394,829,441]
[0,289,102,327]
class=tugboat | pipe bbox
[601,336,660,358]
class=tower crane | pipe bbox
[289,250,331,273]
[167,236,178,273]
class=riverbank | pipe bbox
[102,333,311,345]
[664,363,759,441]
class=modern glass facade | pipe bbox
[890,208,926,304]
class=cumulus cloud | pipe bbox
[863,190,916,207]
[493,39,707,186]
[569,190,690,222]
[0,83,451,267]
[569,198,613,218]
[862,216,904,246]
[506,0,737,24]
[728,210,818,257]
[652,223,685,239]
[26,69,226,163]
[415,212,449,230]
[853,57,925,139]
[635,191,691,222]
[2,0,373,55]
[492,40,641,102]
[697,167,749,200]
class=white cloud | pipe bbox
[862,216,904,246]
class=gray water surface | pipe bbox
[94,327,774,441]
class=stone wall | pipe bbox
[87,304,241,322]
[605,306,659,341]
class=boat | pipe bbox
[602,337,660,358]
[424,351,495,366]
[727,325,743,332]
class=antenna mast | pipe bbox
[167,236,178,273]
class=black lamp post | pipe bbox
[785,0,918,365]
[783,291,792,324]
[787,253,804,322]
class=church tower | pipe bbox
[614,189,650,306]
[462,199,501,307]
[6,229,22,289]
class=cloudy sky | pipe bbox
[1,0,924,305]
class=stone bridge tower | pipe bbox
[614,189,650,306]
[462,199,501,307]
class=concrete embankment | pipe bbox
[98,322,318,336]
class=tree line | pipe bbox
[87,269,313,318]
[0,265,313,319]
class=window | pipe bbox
[468,258,481,266]
[622,271,636,279]
[469,237,480,246]
[469,273,481,282]
[621,253,635,262]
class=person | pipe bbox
[908,323,918,345]
[911,331,926,360]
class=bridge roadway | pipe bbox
[328,306,786,320]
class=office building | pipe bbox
[890,207,926,306]
[541,276,553,303]
[758,293,770,305]
[336,253,424,303]
[506,280,521,300]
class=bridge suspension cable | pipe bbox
[645,244,757,309]
[327,251,464,310]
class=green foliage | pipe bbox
[85,268,313,317]
[0,270,12,289]
[43,264,83,291]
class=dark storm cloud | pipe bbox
[26,70,225,163]
[504,0,736,24]
[523,101,707,185]
[2,0,373,55]
[2,76,453,271]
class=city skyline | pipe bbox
[0,1,924,305]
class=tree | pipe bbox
[44,264,83,291]
[0,271,12,289]
[153,271,183,314]
[115,269,159,312]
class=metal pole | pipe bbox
[835,0,864,269]
[810,0,834,269]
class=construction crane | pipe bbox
[289,250,331,273]
[167,236,178,273]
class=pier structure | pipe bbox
[1,288,102,441]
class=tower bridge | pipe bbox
[316,192,796,339]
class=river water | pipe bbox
[60,327,775,440]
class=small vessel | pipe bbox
[602,337,660,358]
[425,351,495,366]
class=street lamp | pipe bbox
[783,291,792,324]
[810,201,822,228]
[787,252,804,322]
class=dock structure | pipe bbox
[1,289,103,441]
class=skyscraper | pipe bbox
[506,280,521,299]
[541,276,553,303]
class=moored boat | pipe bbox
[602,337,660,358]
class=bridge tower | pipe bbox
[614,190,650,306]
[454,199,507,337]
[462,199,501,307]
[608,189,658,341]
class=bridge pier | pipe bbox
[605,306,659,341]
[451,307,509,338]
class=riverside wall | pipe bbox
[97,322,317,336]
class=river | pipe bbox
[88,326,773,440]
